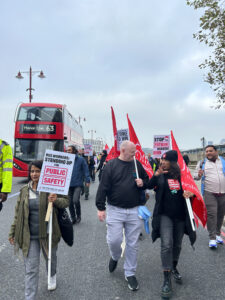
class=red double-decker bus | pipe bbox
[13,102,83,177]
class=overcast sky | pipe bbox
[1,1,224,150]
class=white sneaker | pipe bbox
[216,235,224,244]
[48,274,57,291]
[209,240,217,249]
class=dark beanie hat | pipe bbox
[161,150,178,162]
[102,150,107,155]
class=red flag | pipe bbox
[111,107,120,156]
[127,114,154,178]
[171,130,207,227]
[104,144,110,153]
[106,146,117,161]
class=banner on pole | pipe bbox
[117,129,129,151]
[84,144,93,156]
[171,130,207,227]
[37,150,75,195]
[153,135,170,158]
[127,114,154,178]
[104,144,110,154]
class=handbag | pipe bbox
[57,208,74,247]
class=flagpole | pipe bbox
[45,202,53,287]
[133,156,139,179]
[185,198,196,231]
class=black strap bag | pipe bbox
[57,208,74,247]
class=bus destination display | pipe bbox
[20,124,56,134]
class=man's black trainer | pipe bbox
[109,257,118,273]
[125,276,139,291]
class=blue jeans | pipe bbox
[106,204,142,277]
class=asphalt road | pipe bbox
[0,177,225,300]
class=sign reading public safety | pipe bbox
[37,150,75,195]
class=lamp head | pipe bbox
[38,71,45,78]
[16,71,24,79]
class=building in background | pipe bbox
[83,138,104,154]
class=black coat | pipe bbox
[147,174,196,246]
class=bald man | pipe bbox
[96,141,149,291]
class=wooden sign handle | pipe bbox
[45,202,53,222]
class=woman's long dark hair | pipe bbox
[168,161,181,180]
[28,160,43,182]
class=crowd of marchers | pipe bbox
[0,137,224,300]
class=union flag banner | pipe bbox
[127,114,154,178]
[171,130,207,227]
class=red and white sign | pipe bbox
[168,179,180,190]
[37,150,75,195]
[84,144,93,156]
[42,166,68,187]
[153,135,170,158]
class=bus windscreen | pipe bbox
[17,107,63,122]
[14,139,63,162]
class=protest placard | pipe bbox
[84,144,93,156]
[153,135,170,158]
[37,150,75,195]
[117,128,129,151]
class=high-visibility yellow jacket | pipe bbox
[0,140,13,193]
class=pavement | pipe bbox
[0,177,225,300]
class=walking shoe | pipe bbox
[125,275,139,291]
[161,271,172,299]
[85,196,89,200]
[72,219,76,225]
[172,268,182,284]
[216,235,224,244]
[209,240,217,249]
[109,257,118,273]
[76,217,81,224]
[48,274,57,291]
[139,232,144,241]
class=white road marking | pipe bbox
[8,192,20,199]
[0,243,7,253]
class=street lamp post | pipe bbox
[78,116,86,124]
[16,66,45,103]
[88,130,96,140]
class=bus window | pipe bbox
[14,139,64,162]
[17,107,62,122]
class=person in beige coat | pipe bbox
[9,160,69,300]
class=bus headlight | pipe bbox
[13,162,22,170]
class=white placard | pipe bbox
[153,135,170,158]
[117,128,129,151]
[37,150,75,195]
[84,144,93,156]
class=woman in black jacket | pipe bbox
[146,150,195,299]
[96,150,107,181]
